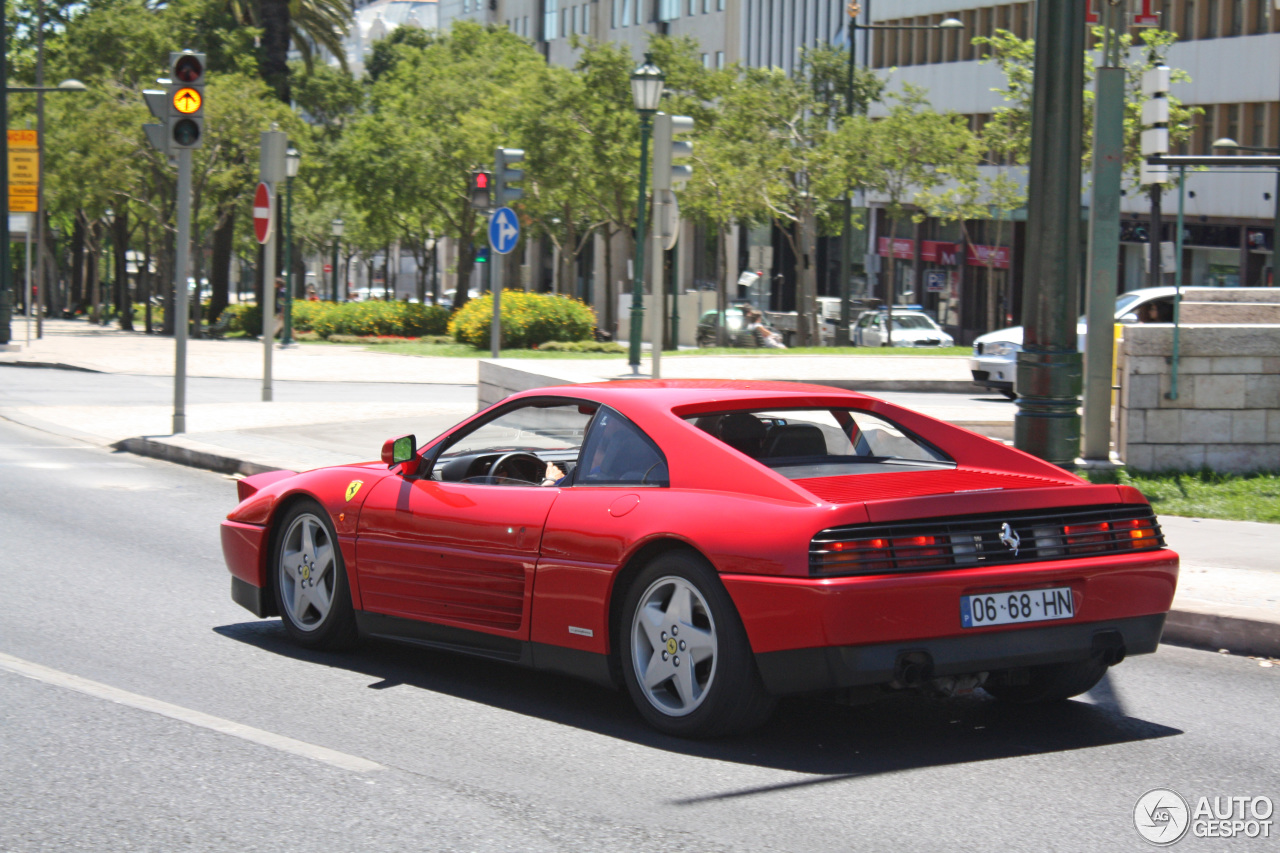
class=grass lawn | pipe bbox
[303,339,970,359]
[1085,468,1280,524]
[669,345,971,357]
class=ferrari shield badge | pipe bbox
[345,480,364,502]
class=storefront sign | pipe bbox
[921,241,958,265]
[877,237,914,260]
[967,243,1012,270]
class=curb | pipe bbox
[113,436,281,478]
[1161,609,1280,659]
[0,360,101,373]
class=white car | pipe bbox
[969,286,1178,399]
[854,310,955,347]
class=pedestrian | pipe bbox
[744,308,786,349]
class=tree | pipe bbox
[838,85,980,342]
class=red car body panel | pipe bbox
[221,380,1179,694]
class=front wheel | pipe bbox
[620,551,776,738]
[984,658,1108,703]
[272,500,358,650]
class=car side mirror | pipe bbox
[381,434,418,473]
[1119,312,1139,324]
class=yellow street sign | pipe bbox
[9,185,37,212]
[172,87,202,114]
[8,130,38,149]
[9,150,39,184]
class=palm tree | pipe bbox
[225,0,352,102]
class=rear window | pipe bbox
[686,408,953,479]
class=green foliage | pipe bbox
[448,291,597,349]
[535,340,626,353]
[1085,468,1280,524]
[219,301,448,338]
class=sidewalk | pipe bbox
[3,318,1277,659]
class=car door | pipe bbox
[355,400,593,641]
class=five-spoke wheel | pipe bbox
[620,551,776,737]
[273,500,357,649]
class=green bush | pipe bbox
[536,340,624,353]
[215,300,449,339]
[449,291,596,349]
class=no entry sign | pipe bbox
[253,182,273,244]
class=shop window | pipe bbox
[1205,0,1218,37]
[1229,0,1243,34]
[1181,0,1196,39]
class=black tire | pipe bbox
[271,500,358,650]
[619,551,776,738]
[984,658,1108,703]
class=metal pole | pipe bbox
[1014,0,1086,465]
[1148,183,1163,287]
[491,216,502,359]
[34,0,44,339]
[331,238,339,301]
[24,223,32,345]
[260,129,286,402]
[651,198,663,378]
[1273,167,1280,287]
[282,175,293,346]
[173,148,192,434]
[1169,166,1186,400]
[1082,3,1125,462]
[628,112,653,374]
[0,2,11,347]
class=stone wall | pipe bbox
[1117,324,1280,472]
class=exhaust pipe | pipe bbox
[1092,630,1127,666]
[893,650,934,688]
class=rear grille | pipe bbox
[811,505,1165,577]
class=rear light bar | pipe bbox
[812,506,1164,577]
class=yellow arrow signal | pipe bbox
[172,87,202,114]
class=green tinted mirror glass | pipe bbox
[392,436,414,464]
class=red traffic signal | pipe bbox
[470,169,493,210]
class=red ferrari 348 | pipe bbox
[222,380,1178,737]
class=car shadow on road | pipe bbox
[215,619,1182,793]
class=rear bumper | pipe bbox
[755,613,1165,695]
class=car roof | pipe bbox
[512,379,870,413]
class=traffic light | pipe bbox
[168,51,206,149]
[470,169,493,210]
[475,244,490,264]
[653,114,694,192]
[495,147,524,205]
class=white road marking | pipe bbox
[0,651,384,773]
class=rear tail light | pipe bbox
[1063,521,1110,554]
[1112,517,1160,549]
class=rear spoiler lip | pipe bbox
[236,469,298,503]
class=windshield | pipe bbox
[891,315,939,331]
[441,402,594,458]
[687,407,952,479]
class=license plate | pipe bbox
[960,586,1075,628]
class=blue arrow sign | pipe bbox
[489,207,520,255]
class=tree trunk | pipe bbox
[210,210,235,323]
[142,223,154,334]
[115,208,132,330]
[796,209,818,346]
[716,223,730,346]
[601,226,614,336]
[70,214,85,313]
[258,0,292,103]
[883,216,896,346]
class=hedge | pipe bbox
[219,300,449,338]
[449,291,596,349]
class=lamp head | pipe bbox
[332,218,345,237]
[630,53,664,113]
[286,147,301,178]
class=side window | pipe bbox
[576,407,668,486]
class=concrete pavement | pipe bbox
[3,317,1277,659]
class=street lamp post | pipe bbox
[839,4,962,346]
[1213,137,1280,286]
[331,218,344,302]
[282,146,300,346]
[628,54,664,375]
[0,77,87,347]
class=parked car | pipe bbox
[222,381,1177,738]
[853,309,955,347]
[970,286,1178,399]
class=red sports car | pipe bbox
[222,380,1178,737]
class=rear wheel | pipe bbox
[620,551,776,738]
[272,500,358,650]
[984,658,1108,703]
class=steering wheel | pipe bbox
[487,452,545,484]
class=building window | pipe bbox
[621,0,629,26]
[716,50,724,68]
[582,3,590,31]
[716,0,723,11]
[702,52,709,67]
[1227,103,1241,144]
[1229,0,1242,34]
[1251,103,1267,147]
[545,0,559,38]
[1205,0,1218,37]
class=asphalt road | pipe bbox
[2,417,1277,852]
